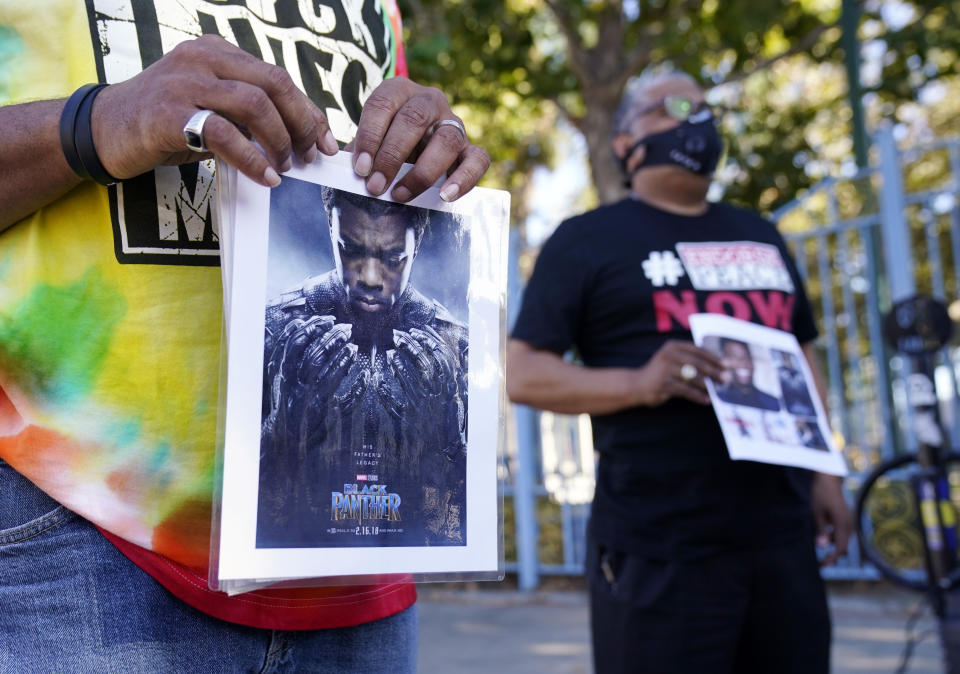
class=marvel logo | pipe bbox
[356,474,379,482]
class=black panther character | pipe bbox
[257,186,467,548]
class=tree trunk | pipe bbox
[543,3,646,206]
[578,94,630,205]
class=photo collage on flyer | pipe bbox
[700,335,830,452]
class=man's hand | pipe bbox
[351,77,490,203]
[633,340,725,406]
[811,472,853,566]
[91,35,338,186]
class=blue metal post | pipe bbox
[817,231,850,442]
[508,228,541,591]
[877,127,916,301]
[877,127,919,453]
[861,221,897,459]
[948,145,960,288]
[946,145,960,447]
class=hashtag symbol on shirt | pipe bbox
[642,250,686,287]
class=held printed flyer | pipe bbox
[215,152,507,585]
[689,313,847,476]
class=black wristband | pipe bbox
[74,84,118,186]
[59,83,119,186]
[59,84,100,180]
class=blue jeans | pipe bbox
[0,460,417,673]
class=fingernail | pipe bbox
[366,171,386,195]
[264,166,281,187]
[323,130,339,155]
[304,145,318,164]
[392,185,412,202]
[354,152,372,176]
[280,157,292,173]
[440,183,460,202]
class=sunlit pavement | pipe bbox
[417,583,945,673]
[417,587,591,674]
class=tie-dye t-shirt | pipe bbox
[0,0,415,629]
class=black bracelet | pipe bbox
[59,84,100,180]
[58,83,119,186]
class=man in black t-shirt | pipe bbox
[507,69,852,674]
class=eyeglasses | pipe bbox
[633,95,714,122]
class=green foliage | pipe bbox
[502,493,575,566]
[398,0,960,219]
[866,2,960,100]
[719,0,960,213]
[398,0,568,222]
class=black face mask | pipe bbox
[620,110,723,184]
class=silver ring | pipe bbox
[183,109,216,153]
[680,363,698,381]
[434,118,466,141]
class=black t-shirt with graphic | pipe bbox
[512,198,819,560]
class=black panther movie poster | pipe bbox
[255,178,470,549]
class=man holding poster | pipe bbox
[507,68,852,674]
[0,2,491,669]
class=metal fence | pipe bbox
[505,128,960,589]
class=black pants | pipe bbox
[586,535,831,674]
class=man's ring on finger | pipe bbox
[680,363,698,382]
[433,118,467,141]
[183,109,216,153]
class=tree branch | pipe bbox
[639,0,694,22]
[668,0,704,20]
[548,94,583,130]
[624,34,654,76]
[544,0,590,83]
[716,20,839,85]
[620,0,698,80]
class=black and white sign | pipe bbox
[85,0,398,265]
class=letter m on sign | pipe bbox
[87,0,222,266]
[110,163,220,266]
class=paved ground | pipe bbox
[417,582,944,673]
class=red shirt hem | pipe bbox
[98,527,417,630]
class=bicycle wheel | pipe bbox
[855,451,960,592]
